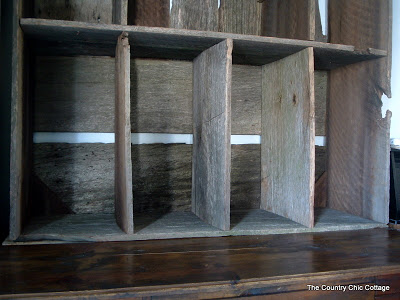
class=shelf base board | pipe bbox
[4,208,386,245]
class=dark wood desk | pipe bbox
[1,228,400,299]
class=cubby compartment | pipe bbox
[131,39,232,237]
[15,33,134,242]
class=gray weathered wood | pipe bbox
[34,56,115,132]
[20,19,387,70]
[32,143,326,217]
[33,144,115,214]
[130,59,193,133]
[170,0,218,31]
[314,172,327,208]
[34,57,327,135]
[262,0,315,40]
[131,144,192,214]
[14,208,385,244]
[218,0,262,35]
[113,0,128,25]
[9,0,25,240]
[314,71,327,136]
[131,60,261,134]
[115,32,133,234]
[231,145,261,210]
[315,146,326,181]
[34,0,113,24]
[327,0,392,224]
[261,48,315,228]
[192,39,232,231]
[128,0,169,27]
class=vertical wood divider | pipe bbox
[115,32,134,234]
[9,0,26,240]
[261,47,315,228]
[192,39,232,231]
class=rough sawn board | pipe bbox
[192,39,232,231]
[261,48,315,228]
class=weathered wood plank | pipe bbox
[115,33,133,234]
[231,145,261,210]
[20,18,386,70]
[192,39,232,230]
[32,144,325,216]
[262,0,315,40]
[34,0,113,23]
[314,172,327,208]
[327,0,392,223]
[314,71,327,136]
[170,0,218,31]
[113,0,128,25]
[315,145,326,180]
[33,144,115,214]
[131,144,192,214]
[9,0,26,240]
[131,60,261,134]
[34,56,115,132]
[16,208,385,243]
[261,48,315,228]
[328,0,392,97]
[34,57,326,135]
[130,59,192,134]
[128,0,169,27]
[218,0,262,35]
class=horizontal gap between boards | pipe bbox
[33,133,327,146]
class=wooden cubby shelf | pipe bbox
[6,18,388,244]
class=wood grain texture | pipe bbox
[131,60,261,134]
[130,59,192,133]
[170,0,218,31]
[261,48,315,228]
[15,208,385,243]
[20,18,386,70]
[113,0,128,25]
[192,39,232,230]
[327,0,392,223]
[128,0,169,27]
[32,144,267,217]
[34,0,113,23]
[1,228,400,297]
[34,57,325,135]
[315,172,327,208]
[314,71,327,136]
[131,144,192,214]
[115,33,133,234]
[34,56,115,132]
[33,144,115,214]
[315,146,326,180]
[231,145,261,210]
[262,0,315,40]
[9,0,26,240]
[218,0,262,35]
[329,0,392,97]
